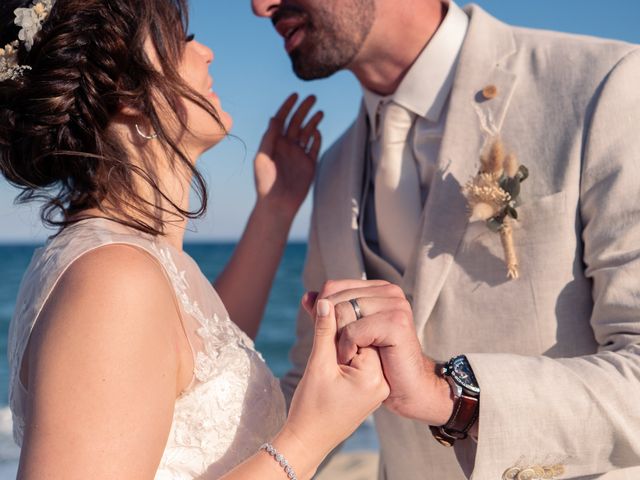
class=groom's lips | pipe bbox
[274,17,307,53]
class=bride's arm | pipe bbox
[18,245,186,480]
[19,242,388,480]
[213,94,322,339]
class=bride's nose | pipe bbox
[195,41,214,64]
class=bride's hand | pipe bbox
[254,93,323,218]
[275,297,390,476]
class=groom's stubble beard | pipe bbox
[289,0,375,80]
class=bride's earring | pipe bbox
[135,123,158,141]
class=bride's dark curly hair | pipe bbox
[0,0,223,235]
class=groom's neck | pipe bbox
[348,0,447,96]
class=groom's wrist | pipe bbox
[392,356,455,425]
[420,357,456,426]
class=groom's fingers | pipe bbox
[317,279,390,300]
[348,346,385,377]
[336,312,403,365]
[324,283,406,305]
[334,295,411,330]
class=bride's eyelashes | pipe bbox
[185,33,195,43]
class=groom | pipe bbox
[252,0,640,478]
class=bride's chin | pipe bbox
[220,110,233,132]
[202,128,230,152]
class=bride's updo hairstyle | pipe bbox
[0,0,223,235]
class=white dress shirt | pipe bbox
[361,1,469,263]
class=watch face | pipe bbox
[449,356,480,394]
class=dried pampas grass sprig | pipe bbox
[463,138,529,279]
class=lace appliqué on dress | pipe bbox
[150,244,285,479]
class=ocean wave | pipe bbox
[0,407,19,463]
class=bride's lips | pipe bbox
[275,17,307,53]
[206,77,218,99]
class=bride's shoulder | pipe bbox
[35,242,182,361]
[20,243,185,476]
[60,241,176,311]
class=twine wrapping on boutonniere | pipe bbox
[462,138,529,279]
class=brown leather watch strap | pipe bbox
[445,393,479,433]
[430,393,479,447]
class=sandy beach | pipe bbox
[316,452,379,480]
[0,453,381,480]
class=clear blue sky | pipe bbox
[1,0,639,242]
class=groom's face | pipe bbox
[252,0,375,80]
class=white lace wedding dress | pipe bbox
[8,218,287,479]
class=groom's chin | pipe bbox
[290,53,341,81]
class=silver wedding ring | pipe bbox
[349,298,363,321]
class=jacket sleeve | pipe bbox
[465,48,640,479]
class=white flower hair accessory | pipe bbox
[0,41,28,82]
[0,0,55,82]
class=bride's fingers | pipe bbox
[299,110,324,147]
[301,291,319,314]
[286,95,316,140]
[309,299,338,363]
[274,93,299,126]
[308,130,322,160]
[258,117,281,153]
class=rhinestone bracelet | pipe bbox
[260,443,298,480]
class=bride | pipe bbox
[0,0,389,478]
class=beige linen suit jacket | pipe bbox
[281,4,640,479]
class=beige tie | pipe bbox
[374,102,422,273]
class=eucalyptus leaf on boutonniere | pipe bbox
[463,138,529,279]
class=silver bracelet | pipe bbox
[260,443,298,480]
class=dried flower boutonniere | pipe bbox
[463,139,529,279]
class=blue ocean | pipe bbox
[0,243,377,476]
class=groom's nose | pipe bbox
[252,0,280,17]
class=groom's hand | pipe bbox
[311,280,455,426]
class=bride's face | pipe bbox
[174,37,233,155]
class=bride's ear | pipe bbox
[118,102,143,118]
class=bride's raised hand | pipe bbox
[254,93,323,218]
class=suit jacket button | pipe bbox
[532,465,545,478]
[503,467,521,480]
[482,84,499,100]
[516,468,537,480]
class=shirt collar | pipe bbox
[362,1,469,134]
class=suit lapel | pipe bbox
[412,6,519,334]
[316,104,368,280]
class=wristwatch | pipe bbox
[429,355,480,447]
